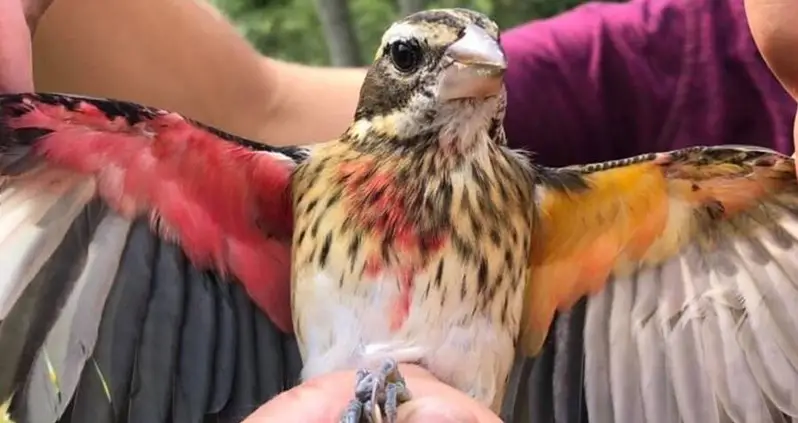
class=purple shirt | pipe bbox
[500,0,797,167]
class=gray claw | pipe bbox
[338,358,412,423]
[339,400,364,423]
[355,372,375,402]
[384,383,398,423]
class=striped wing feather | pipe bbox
[0,93,306,423]
[524,145,798,423]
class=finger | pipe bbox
[744,0,798,98]
[397,397,485,423]
[0,0,34,93]
[391,371,502,423]
[243,375,353,423]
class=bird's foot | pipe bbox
[338,358,412,423]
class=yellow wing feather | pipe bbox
[521,146,797,355]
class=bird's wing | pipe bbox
[521,145,798,423]
[0,93,306,423]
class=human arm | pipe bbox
[33,0,365,146]
[33,0,690,160]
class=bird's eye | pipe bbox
[389,40,422,73]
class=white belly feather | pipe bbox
[293,265,520,409]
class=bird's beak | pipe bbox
[439,24,507,101]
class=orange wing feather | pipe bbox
[521,146,797,355]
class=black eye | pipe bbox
[389,40,422,73]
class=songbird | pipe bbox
[1,7,797,423]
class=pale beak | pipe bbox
[439,24,507,101]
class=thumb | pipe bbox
[744,0,798,99]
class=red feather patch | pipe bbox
[337,160,446,251]
[337,160,447,332]
[5,98,297,332]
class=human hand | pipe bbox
[0,0,54,93]
[744,0,798,163]
[243,364,502,423]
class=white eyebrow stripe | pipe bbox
[382,22,423,45]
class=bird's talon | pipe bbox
[384,383,399,423]
[355,373,375,402]
[339,358,412,423]
[339,399,364,423]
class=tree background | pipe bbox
[209,0,601,67]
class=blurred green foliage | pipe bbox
[210,0,594,66]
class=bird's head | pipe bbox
[350,9,507,154]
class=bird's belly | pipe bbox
[293,266,520,410]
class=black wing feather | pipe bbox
[219,286,262,423]
[4,221,300,423]
[501,302,590,423]
[127,240,186,423]
[172,265,217,423]
[253,309,286,405]
[206,279,236,416]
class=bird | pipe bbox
[291,9,533,420]
[1,6,798,423]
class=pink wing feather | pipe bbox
[0,93,305,332]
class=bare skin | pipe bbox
[0,0,48,92]
[32,0,365,146]
[745,0,798,166]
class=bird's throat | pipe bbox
[336,159,449,257]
